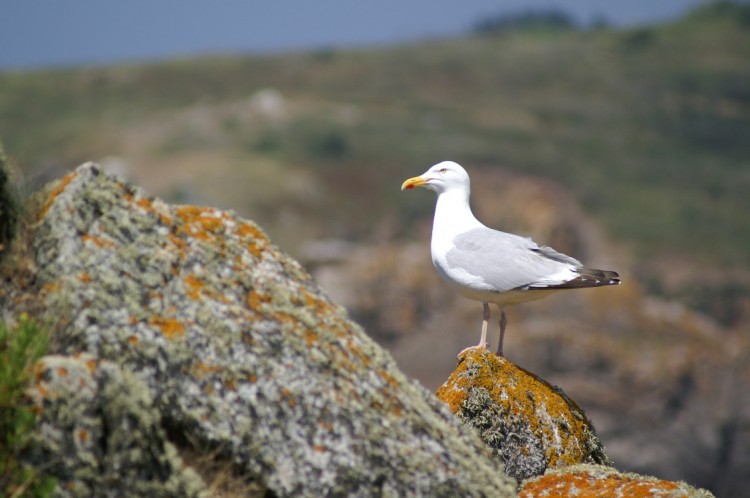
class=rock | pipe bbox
[518,464,714,497]
[15,163,516,497]
[26,354,207,497]
[436,348,611,481]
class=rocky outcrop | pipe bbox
[13,163,517,497]
[437,348,611,481]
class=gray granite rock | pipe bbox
[21,163,515,497]
[26,354,207,497]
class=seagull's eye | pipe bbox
[439,168,448,173]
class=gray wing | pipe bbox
[531,245,582,267]
[446,227,582,292]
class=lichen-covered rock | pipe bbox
[436,348,611,481]
[518,464,715,497]
[18,163,516,497]
[26,354,207,498]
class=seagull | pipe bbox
[401,161,620,356]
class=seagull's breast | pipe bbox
[431,229,495,295]
[431,241,485,289]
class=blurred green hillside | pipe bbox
[1,3,749,271]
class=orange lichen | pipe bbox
[168,233,189,259]
[77,429,90,443]
[149,316,186,339]
[236,221,266,240]
[280,387,297,408]
[313,445,327,452]
[345,340,373,369]
[268,310,299,330]
[303,330,318,347]
[57,367,68,377]
[38,171,76,220]
[127,335,139,346]
[319,420,334,432]
[246,290,272,310]
[183,274,203,300]
[85,359,97,373]
[236,220,269,256]
[193,362,223,378]
[36,384,49,397]
[81,234,116,249]
[300,289,338,318]
[519,469,681,498]
[78,272,92,283]
[40,282,61,296]
[182,274,230,304]
[175,205,226,242]
[135,195,153,210]
[323,342,364,377]
[379,370,399,390]
[436,377,470,415]
[125,192,173,225]
[148,291,163,301]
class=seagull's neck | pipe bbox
[432,189,483,239]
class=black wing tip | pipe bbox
[542,268,621,290]
[577,268,621,287]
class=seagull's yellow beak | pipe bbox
[401,175,429,191]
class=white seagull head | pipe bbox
[401,161,470,195]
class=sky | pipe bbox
[1,0,712,70]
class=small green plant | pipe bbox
[0,315,55,497]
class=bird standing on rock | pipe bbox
[401,161,620,357]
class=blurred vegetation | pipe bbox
[473,8,577,34]
[0,316,55,497]
[0,3,748,270]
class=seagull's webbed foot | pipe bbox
[456,341,488,359]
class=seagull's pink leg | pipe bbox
[479,302,490,348]
[457,302,490,358]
